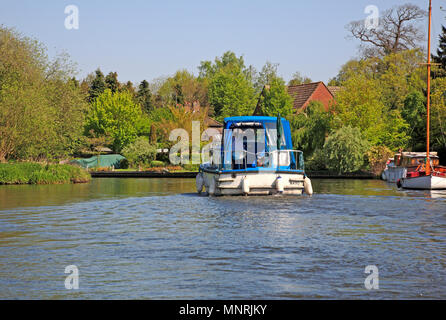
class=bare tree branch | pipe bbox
[346,3,426,57]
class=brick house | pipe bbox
[253,81,337,115]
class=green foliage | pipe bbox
[288,71,312,86]
[323,126,370,174]
[136,80,154,113]
[402,91,426,149]
[256,77,294,117]
[431,78,446,156]
[365,145,393,175]
[121,137,157,167]
[305,149,327,171]
[0,26,88,161]
[155,70,208,110]
[88,69,106,102]
[208,71,256,120]
[290,101,332,157]
[334,67,409,150]
[86,89,143,152]
[255,61,279,92]
[432,25,446,74]
[200,51,256,120]
[105,72,120,93]
[0,162,90,185]
[150,160,165,167]
[119,158,129,169]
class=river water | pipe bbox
[0,178,445,299]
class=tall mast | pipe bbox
[426,0,432,175]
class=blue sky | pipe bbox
[1,0,444,85]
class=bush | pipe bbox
[121,137,157,168]
[182,164,200,172]
[0,162,90,184]
[305,149,326,171]
[119,158,129,169]
[323,126,370,174]
[365,145,393,176]
[150,160,165,167]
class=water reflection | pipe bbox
[0,178,445,299]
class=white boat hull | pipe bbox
[400,174,446,190]
[196,170,311,196]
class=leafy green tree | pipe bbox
[86,89,143,152]
[208,71,256,120]
[334,69,409,150]
[288,71,312,86]
[200,51,256,119]
[121,81,136,96]
[199,51,248,79]
[402,91,426,149]
[431,77,446,161]
[323,126,370,174]
[290,101,332,156]
[136,80,154,113]
[256,77,294,117]
[378,50,425,110]
[0,26,87,161]
[121,136,157,168]
[105,71,120,93]
[88,69,106,102]
[432,25,446,73]
[255,61,279,92]
[156,70,208,109]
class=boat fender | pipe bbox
[304,176,313,195]
[242,176,250,194]
[209,176,216,195]
[276,176,284,193]
[196,173,204,194]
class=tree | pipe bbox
[208,71,256,120]
[254,61,279,92]
[432,25,446,77]
[0,26,87,161]
[156,70,208,110]
[199,51,256,119]
[334,72,409,150]
[431,78,446,161]
[122,81,135,96]
[85,89,143,152]
[121,137,157,168]
[88,69,106,102]
[256,77,294,117]
[378,49,425,110]
[347,4,426,57]
[136,80,154,113]
[402,91,426,149]
[288,71,312,86]
[323,126,370,174]
[290,101,332,157]
[105,71,120,93]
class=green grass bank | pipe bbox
[0,162,91,185]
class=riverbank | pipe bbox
[90,170,379,179]
[0,162,91,185]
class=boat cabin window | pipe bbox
[264,122,286,151]
[223,124,266,170]
[400,156,439,167]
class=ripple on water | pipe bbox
[0,178,445,299]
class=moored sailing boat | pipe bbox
[400,0,446,190]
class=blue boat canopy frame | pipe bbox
[203,116,305,174]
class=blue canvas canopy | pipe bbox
[220,116,302,172]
